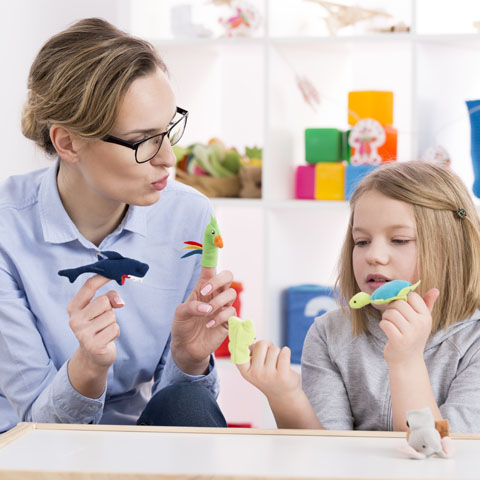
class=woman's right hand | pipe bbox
[66,275,124,397]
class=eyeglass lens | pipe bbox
[136,114,187,163]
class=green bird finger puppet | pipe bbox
[181,215,223,268]
[349,280,421,309]
[228,316,256,364]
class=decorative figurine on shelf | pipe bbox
[58,251,149,286]
[399,408,455,459]
[297,75,321,111]
[181,215,223,268]
[349,280,421,309]
[228,316,256,364]
[349,118,386,165]
[421,145,451,168]
[304,0,392,35]
[218,0,262,37]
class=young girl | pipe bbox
[0,18,235,432]
[238,161,480,433]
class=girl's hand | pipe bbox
[236,340,301,401]
[170,267,236,375]
[67,275,124,370]
[379,288,439,366]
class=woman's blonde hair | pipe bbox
[336,161,480,336]
[21,18,167,155]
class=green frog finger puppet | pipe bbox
[349,280,421,309]
[228,316,256,364]
[181,215,223,268]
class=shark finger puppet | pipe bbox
[228,316,256,364]
[349,280,421,309]
[399,407,455,459]
[58,251,149,286]
[181,215,223,268]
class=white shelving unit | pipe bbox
[128,0,480,428]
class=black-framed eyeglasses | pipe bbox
[102,106,188,164]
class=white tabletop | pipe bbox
[0,423,479,479]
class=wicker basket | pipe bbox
[175,169,241,197]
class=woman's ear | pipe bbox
[49,125,82,163]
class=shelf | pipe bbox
[211,198,350,209]
[269,33,413,45]
[129,0,480,429]
[150,37,266,47]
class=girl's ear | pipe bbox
[49,125,81,163]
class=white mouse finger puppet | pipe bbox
[399,407,455,459]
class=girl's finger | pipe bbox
[379,319,402,341]
[277,346,292,374]
[264,344,281,371]
[382,308,409,334]
[250,340,271,370]
[236,360,251,376]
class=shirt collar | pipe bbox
[38,160,148,245]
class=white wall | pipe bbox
[0,0,130,180]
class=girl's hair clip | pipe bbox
[456,208,467,219]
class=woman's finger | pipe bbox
[82,295,115,321]
[208,288,236,313]
[67,275,112,313]
[105,290,125,309]
[198,270,233,297]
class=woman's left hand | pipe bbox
[379,288,439,366]
[170,266,236,375]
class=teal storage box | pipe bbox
[286,285,337,364]
[345,164,378,200]
[305,128,342,163]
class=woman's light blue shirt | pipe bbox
[0,162,218,431]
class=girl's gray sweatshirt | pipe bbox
[301,308,480,433]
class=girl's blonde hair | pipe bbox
[21,18,167,155]
[336,161,480,336]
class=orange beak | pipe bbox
[214,235,224,248]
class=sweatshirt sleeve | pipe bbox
[301,317,354,430]
[439,345,480,433]
[0,254,105,425]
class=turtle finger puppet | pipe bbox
[228,316,256,365]
[58,251,149,286]
[181,215,223,268]
[399,407,454,459]
[349,280,421,309]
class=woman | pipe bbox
[0,18,235,431]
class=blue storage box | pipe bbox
[286,285,337,364]
[345,164,378,200]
